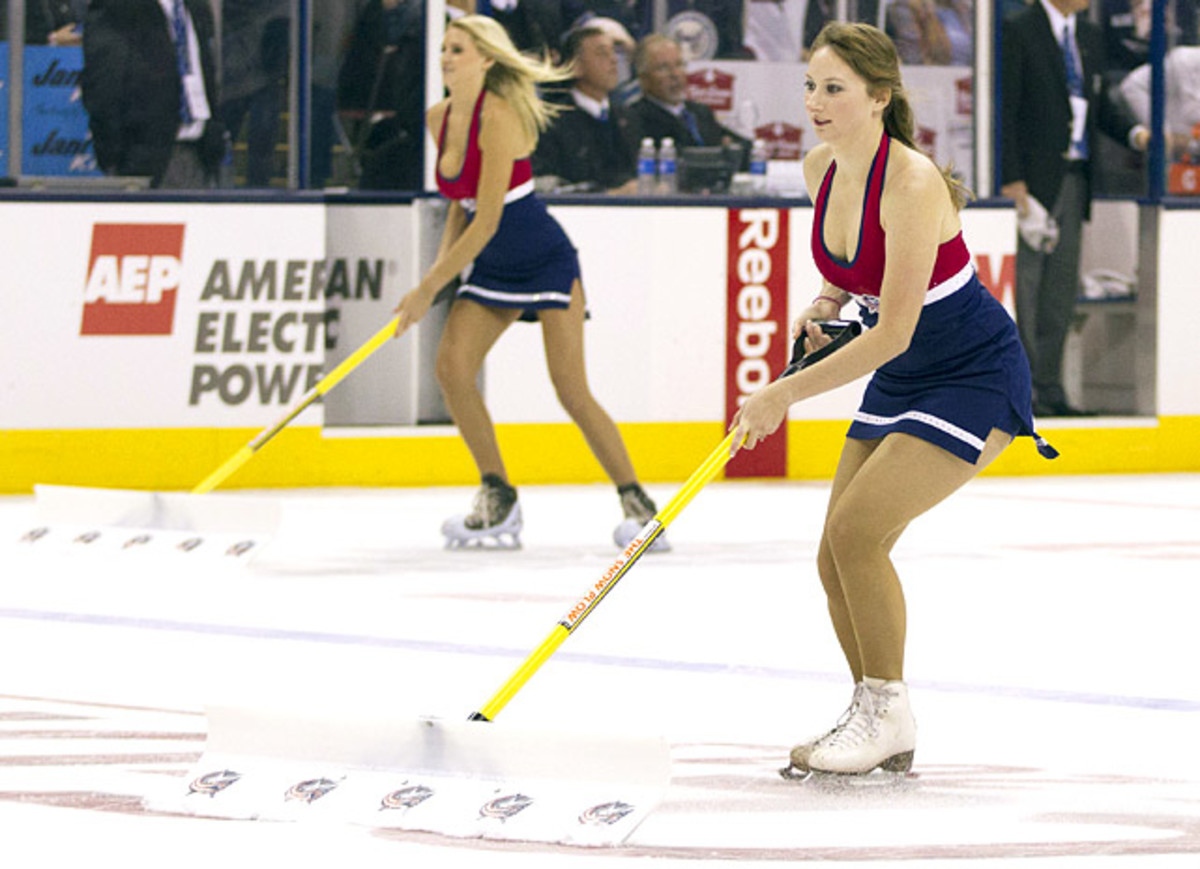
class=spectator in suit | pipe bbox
[82,0,225,188]
[1000,0,1148,416]
[533,25,640,193]
[337,0,426,190]
[626,33,748,162]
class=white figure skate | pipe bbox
[806,678,916,775]
[442,474,523,550]
[779,682,866,780]
[612,483,671,553]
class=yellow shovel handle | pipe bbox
[469,431,739,722]
[192,316,401,494]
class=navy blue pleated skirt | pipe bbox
[848,273,1056,463]
[457,192,581,321]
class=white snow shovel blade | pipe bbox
[16,485,280,563]
[150,705,671,846]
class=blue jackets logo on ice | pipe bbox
[380,784,435,810]
[479,793,533,821]
[188,769,241,797]
[578,800,636,826]
[285,777,340,803]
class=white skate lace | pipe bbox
[811,683,867,749]
[821,686,885,750]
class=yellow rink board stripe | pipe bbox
[2,417,1197,495]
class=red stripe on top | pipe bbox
[436,90,533,201]
[811,133,970,298]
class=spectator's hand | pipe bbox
[48,23,82,46]
[1132,126,1151,152]
[608,179,639,195]
[1000,181,1029,217]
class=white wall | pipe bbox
[1156,208,1200,416]
[1,198,1196,434]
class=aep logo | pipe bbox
[81,223,185,335]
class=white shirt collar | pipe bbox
[1039,0,1075,40]
[571,88,610,120]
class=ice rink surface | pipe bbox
[1,473,1198,868]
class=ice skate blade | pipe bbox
[778,763,811,781]
[443,533,522,551]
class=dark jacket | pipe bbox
[337,0,425,190]
[12,0,80,44]
[82,0,223,184]
[626,96,749,168]
[533,94,639,191]
[1000,2,1137,219]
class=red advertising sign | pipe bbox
[755,122,804,160]
[687,68,735,111]
[726,208,789,478]
[81,223,185,336]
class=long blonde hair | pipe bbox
[811,22,973,211]
[448,15,572,146]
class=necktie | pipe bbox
[598,105,609,122]
[173,0,194,123]
[679,106,703,145]
[1061,24,1088,159]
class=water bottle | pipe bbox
[657,137,677,195]
[636,137,657,195]
[749,138,768,194]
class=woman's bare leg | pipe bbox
[434,298,522,481]
[819,428,1013,680]
[538,281,638,485]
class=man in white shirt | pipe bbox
[1119,46,1200,158]
[626,34,748,163]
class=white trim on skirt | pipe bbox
[456,283,572,309]
[852,409,986,453]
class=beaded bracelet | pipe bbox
[812,295,842,307]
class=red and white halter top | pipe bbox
[811,133,972,308]
[436,89,533,204]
